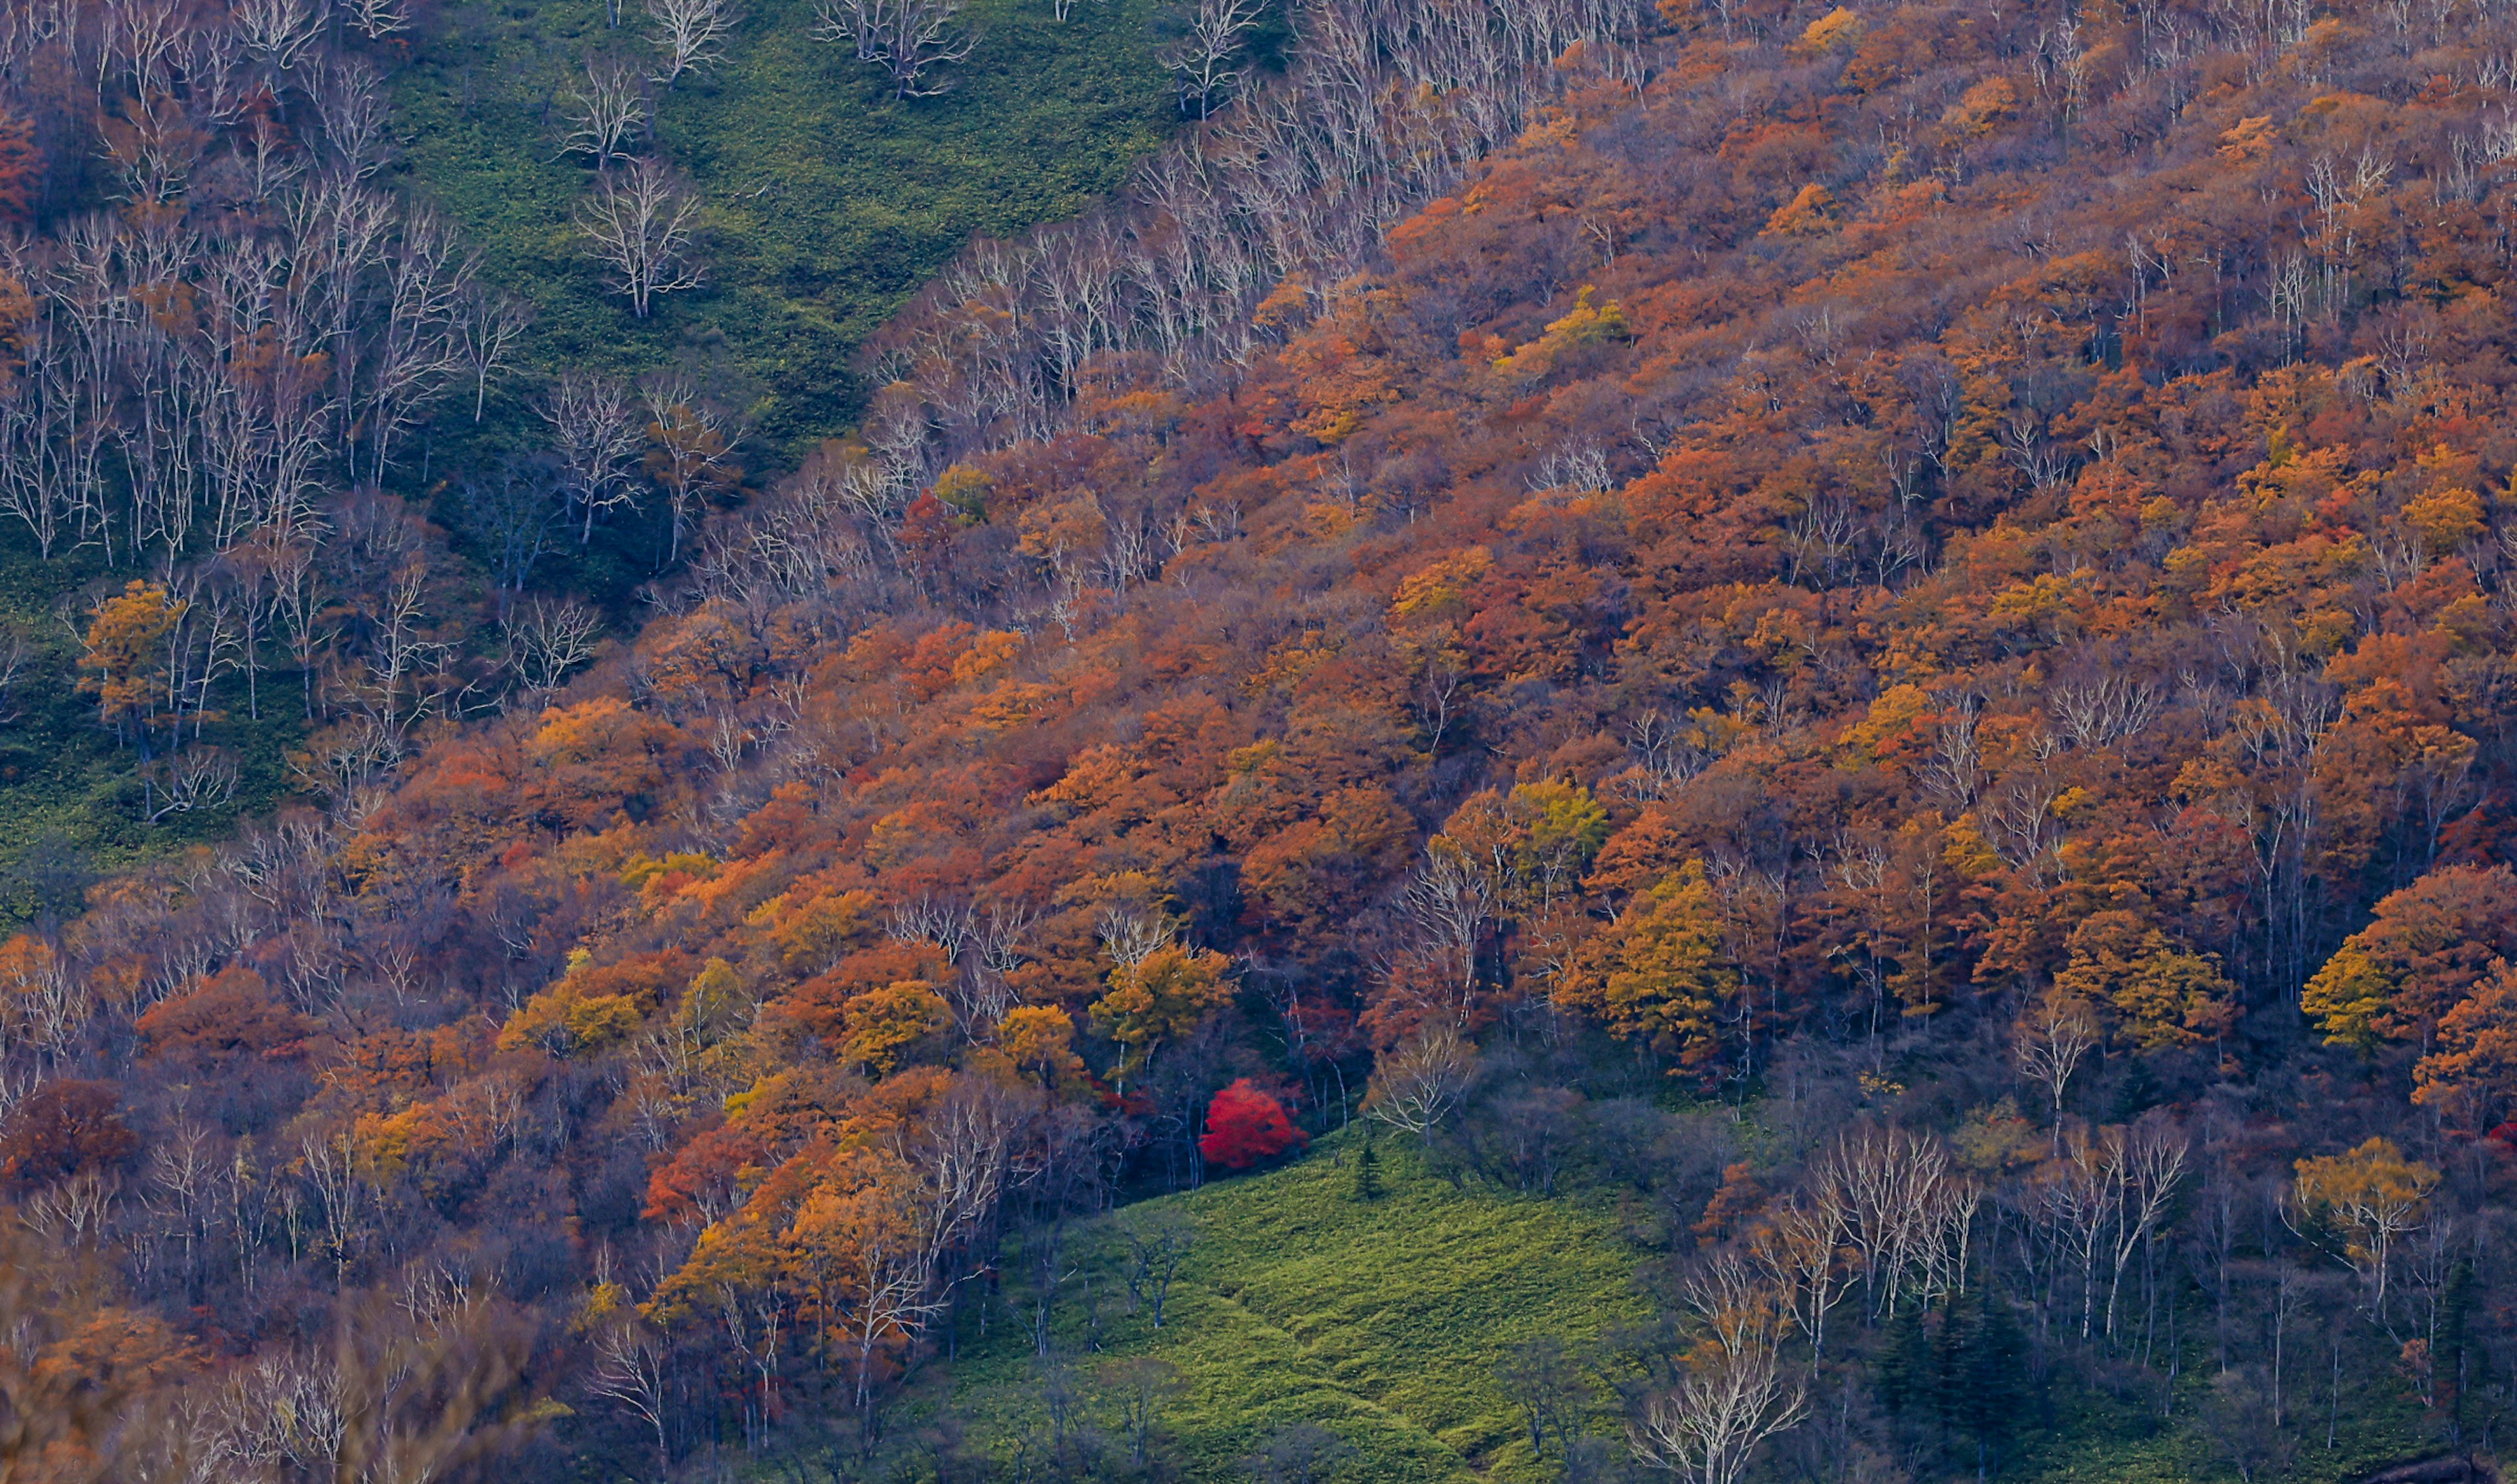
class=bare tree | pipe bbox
[1101,1356,1182,1468]
[577,156,706,317]
[2026,1118,2186,1338]
[0,627,26,725]
[142,747,242,822]
[2101,1117,2187,1337]
[814,0,976,98]
[1402,844,1496,1020]
[1240,1422,1356,1484]
[589,1320,673,1480]
[1120,1210,1197,1329]
[538,371,648,543]
[1629,1255,1807,1484]
[362,207,473,484]
[459,456,562,613]
[188,1295,528,1482]
[1750,1190,1855,1358]
[2017,994,2099,1144]
[2048,670,2164,749]
[231,0,327,71]
[298,1129,373,1283]
[454,288,533,422]
[645,0,739,84]
[322,492,452,758]
[1361,1023,1474,1136]
[1497,1335,1591,1468]
[640,376,743,564]
[307,52,397,180]
[815,0,893,62]
[559,52,650,170]
[1818,1125,1978,1319]
[501,598,604,699]
[1160,0,1267,118]
[341,0,412,39]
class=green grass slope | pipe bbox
[0,542,300,928]
[942,1134,1649,1482]
[397,0,1178,459]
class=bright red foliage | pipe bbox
[1197,1080,1307,1171]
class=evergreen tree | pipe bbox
[1350,1127,1382,1201]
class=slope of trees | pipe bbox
[20,0,2517,1477]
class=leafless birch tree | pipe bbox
[559,52,650,170]
[1159,0,1267,118]
[538,371,646,541]
[645,0,739,83]
[341,0,412,39]
[2017,995,2099,1145]
[1630,1255,1808,1484]
[813,0,976,98]
[1361,1023,1475,1135]
[577,156,705,317]
[230,0,326,71]
[589,1320,673,1479]
[454,289,534,422]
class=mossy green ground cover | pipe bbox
[395,0,1178,461]
[0,537,300,927]
[940,1132,1650,1482]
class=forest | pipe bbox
[7,0,2517,1476]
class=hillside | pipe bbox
[14,0,2517,1481]
[935,1132,2443,1484]
[943,1132,1647,1481]
[0,0,1176,912]
[393,0,1177,455]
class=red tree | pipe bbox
[644,1120,770,1225]
[0,1081,136,1188]
[1198,1080,1307,1170]
[135,966,317,1067]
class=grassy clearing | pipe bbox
[395,0,1178,463]
[938,1131,1650,1482]
[0,532,302,926]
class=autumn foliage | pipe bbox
[29,0,2517,1470]
[1197,1080,1308,1170]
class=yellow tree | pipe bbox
[1557,860,1740,1071]
[2051,911,2237,1053]
[994,1005,1088,1093]
[1506,779,1610,909]
[2292,1137,2438,1318]
[784,1147,934,1408]
[839,981,953,1074]
[2303,865,2517,1053]
[77,580,180,751]
[1090,943,1232,1093]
